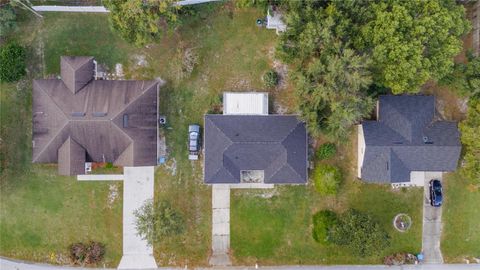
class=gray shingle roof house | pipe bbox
[204,115,307,184]
[358,95,461,185]
[32,56,159,175]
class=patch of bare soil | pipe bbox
[422,81,467,121]
[268,47,288,91]
[164,158,177,176]
[107,183,119,209]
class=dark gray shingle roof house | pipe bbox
[32,56,159,175]
[204,115,307,184]
[358,95,461,184]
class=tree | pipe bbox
[330,209,390,256]
[440,52,480,97]
[357,0,470,94]
[0,42,26,82]
[313,164,342,195]
[312,210,338,244]
[278,3,374,140]
[134,199,185,246]
[459,98,480,183]
[104,0,181,46]
[294,44,374,139]
[0,4,17,37]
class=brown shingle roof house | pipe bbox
[32,56,159,175]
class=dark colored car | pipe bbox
[429,179,443,207]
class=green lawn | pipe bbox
[442,172,480,262]
[231,167,423,265]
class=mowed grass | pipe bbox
[231,180,423,265]
[442,172,480,262]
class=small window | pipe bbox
[123,114,128,128]
[240,170,264,183]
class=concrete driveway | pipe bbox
[422,172,444,264]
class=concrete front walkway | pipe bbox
[208,183,275,266]
[209,184,231,266]
[77,167,157,269]
[118,167,157,269]
[422,172,444,264]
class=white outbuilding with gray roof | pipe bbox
[223,92,268,115]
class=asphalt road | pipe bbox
[3,257,480,270]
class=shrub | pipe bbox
[0,4,17,37]
[384,253,417,266]
[313,164,341,195]
[69,243,87,265]
[85,241,106,264]
[312,210,338,244]
[330,209,390,256]
[134,199,185,246]
[69,241,105,265]
[315,143,336,160]
[263,69,279,88]
[0,42,26,82]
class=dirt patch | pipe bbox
[107,184,119,209]
[268,47,288,90]
[164,158,177,176]
[422,81,467,121]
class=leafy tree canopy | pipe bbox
[459,98,480,183]
[105,0,181,46]
[356,0,470,94]
[0,42,26,82]
[276,0,469,140]
[440,52,480,97]
[279,4,373,139]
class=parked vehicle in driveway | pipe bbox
[429,179,443,207]
[188,124,201,160]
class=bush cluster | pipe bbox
[313,164,341,195]
[383,253,417,266]
[312,210,337,244]
[263,69,279,88]
[69,241,105,265]
[0,42,26,82]
[315,143,336,160]
[330,209,390,256]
